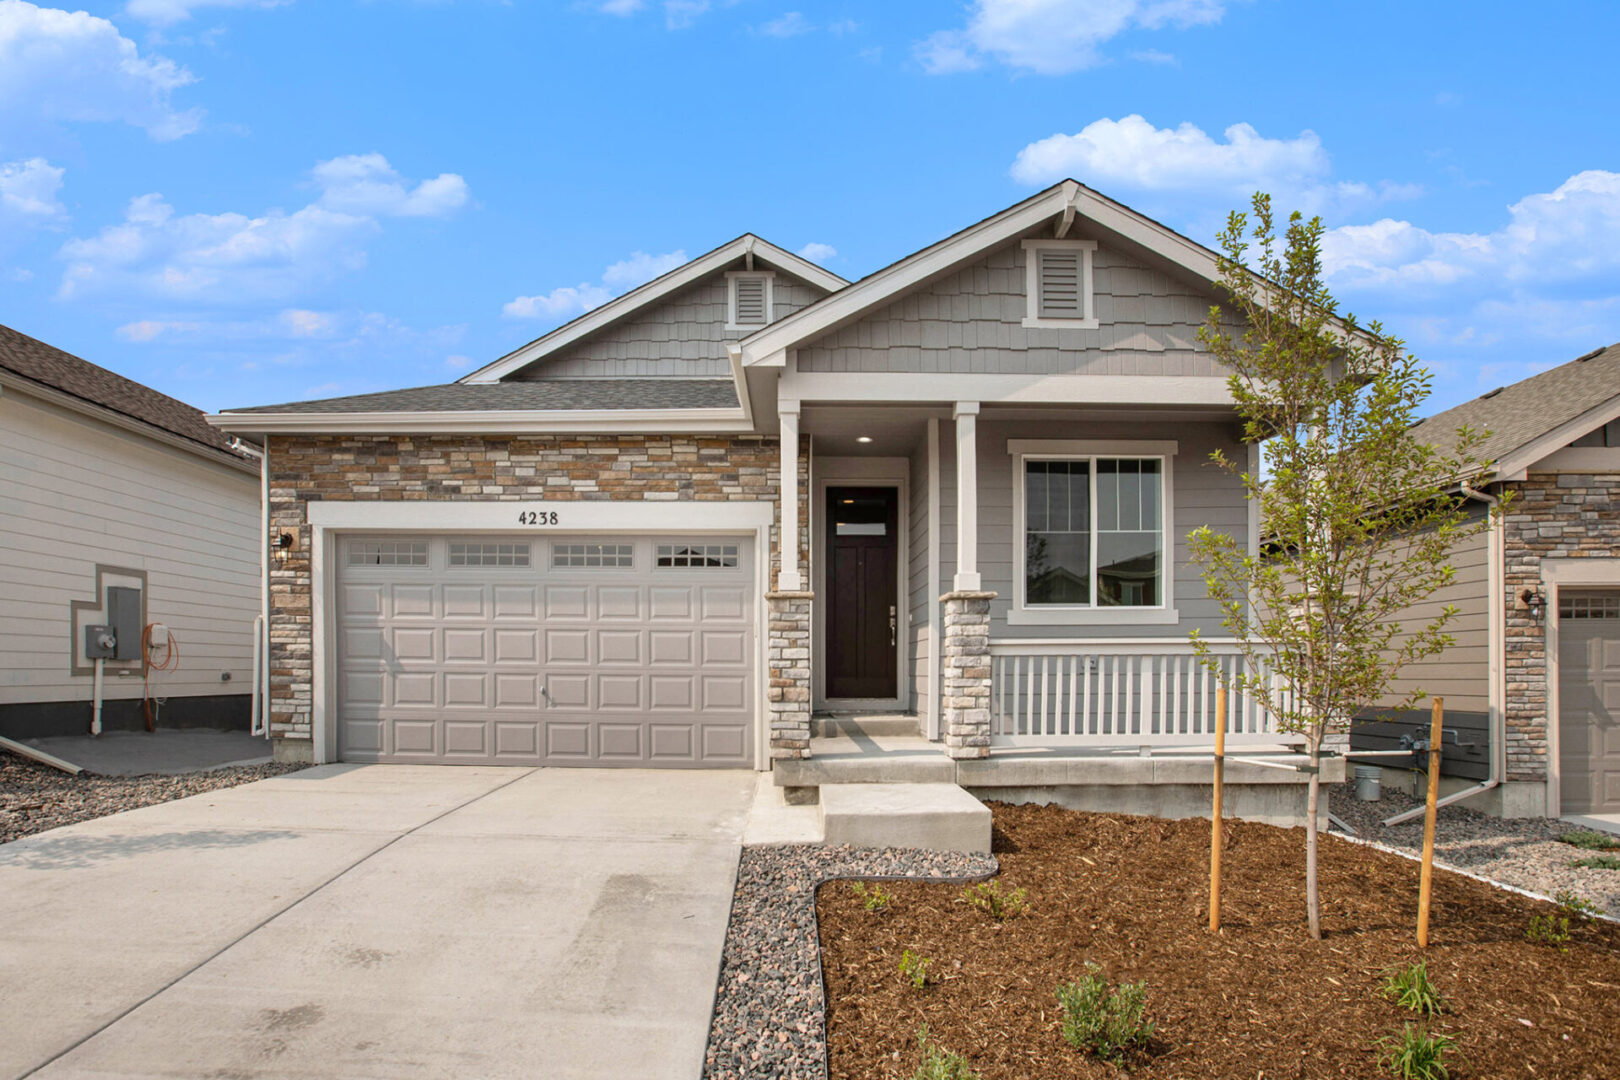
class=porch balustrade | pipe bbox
[988,640,1298,747]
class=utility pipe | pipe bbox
[230,437,272,739]
[91,657,104,736]
[1382,480,1504,827]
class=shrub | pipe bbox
[1381,961,1444,1016]
[899,949,933,989]
[849,881,892,912]
[1378,1024,1455,1080]
[1526,912,1571,951]
[1554,890,1601,919]
[912,1025,979,1080]
[1055,963,1155,1064]
[960,880,1028,921]
[1558,828,1620,851]
[1572,854,1620,871]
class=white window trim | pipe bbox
[725,270,776,331]
[1007,438,1178,626]
[1021,238,1098,330]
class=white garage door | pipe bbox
[1559,590,1620,813]
[336,535,754,766]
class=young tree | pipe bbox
[1189,194,1501,940]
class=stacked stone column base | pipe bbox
[941,590,996,760]
[767,591,814,759]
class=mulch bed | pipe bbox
[1,751,306,845]
[819,803,1620,1080]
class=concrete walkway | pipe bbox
[20,729,272,776]
[0,765,754,1080]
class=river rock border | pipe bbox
[703,844,998,1080]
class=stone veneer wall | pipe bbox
[1502,470,1620,782]
[940,591,995,759]
[264,433,808,751]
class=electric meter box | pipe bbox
[85,624,118,660]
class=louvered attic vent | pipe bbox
[727,272,774,330]
[1022,239,1098,328]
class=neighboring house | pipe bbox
[213,182,1313,813]
[0,324,261,740]
[1356,344,1620,819]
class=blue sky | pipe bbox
[2,0,1618,415]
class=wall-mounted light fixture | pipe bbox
[1517,586,1544,622]
[272,531,296,566]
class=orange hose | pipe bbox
[141,624,180,732]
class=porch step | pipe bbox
[819,783,992,854]
[812,714,921,738]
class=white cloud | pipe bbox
[117,319,198,341]
[0,157,65,221]
[1323,171,1620,292]
[312,153,470,218]
[1130,48,1177,64]
[594,0,643,13]
[797,241,836,262]
[123,0,288,27]
[828,18,858,35]
[1009,115,1419,218]
[917,0,1227,76]
[505,247,687,321]
[57,155,470,304]
[279,308,334,336]
[444,353,475,371]
[760,11,811,37]
[663,0,708,29]
[0,0,203,140]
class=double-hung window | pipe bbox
[1011,441,1175,624]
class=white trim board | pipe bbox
[209,407,752,436]
[461,235,846,384]
[779,371,1236,407]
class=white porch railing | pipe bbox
[989,639,1299,747]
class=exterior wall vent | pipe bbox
[726,271,775,330]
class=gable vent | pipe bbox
[732,275,769,326]
[1037,248,1084,318]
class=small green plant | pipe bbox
[1378,1024,1455,1080]
[1558,828,1620,851]
[911,1025,979,1080]
[1554,890,1601,919]
[898,948,933,988]
[960,880,1028,921]
[848,881,892,912]
[1055,963,1155,1064]
[1526,912,1572,951]
[1572,854,1620,870]
[1381,960,1444,1016]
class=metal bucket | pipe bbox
[1354,765,1382,802]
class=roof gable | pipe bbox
[460,235,846,384]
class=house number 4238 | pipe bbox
[517,510,559,525]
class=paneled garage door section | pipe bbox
[1559,590,1620,813]
[337,535,754,766]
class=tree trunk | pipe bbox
[1305,735,1322,940]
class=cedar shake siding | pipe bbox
[263,434,809,744]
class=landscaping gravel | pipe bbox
[704,844,997,1080]
[0,751,306,845]
[1329,784,1620,916]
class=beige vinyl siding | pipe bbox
[1373,512,1491,714]
[908,438,932,718]
[796,237,1227,377]
[513,271,828,379]
[0,390,258,706]
[938,417,1246,639]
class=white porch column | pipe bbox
[778,401,802,591]
[953,401,981,591]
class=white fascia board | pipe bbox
[737,185,1076,366]
[781,370,1236,406]
[459,236,847,385]
[2,371,257,474]
[206,407,752,436]
[1496,392,1620,477]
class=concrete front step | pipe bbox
[819,782,992,854]
[812,714,922,738]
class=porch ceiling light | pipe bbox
[856,435,873,444]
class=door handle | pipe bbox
[889,605,897,648]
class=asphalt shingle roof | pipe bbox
[1410,342,1620,466]
[224,378,739,414]
[0,322,239,456]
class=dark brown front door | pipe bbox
[826,486,899,700]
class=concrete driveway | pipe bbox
[0,765,754,1080]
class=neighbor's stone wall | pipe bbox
[941,591,995,760]
[265,433,809,747]
[1502,470,1620,782]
